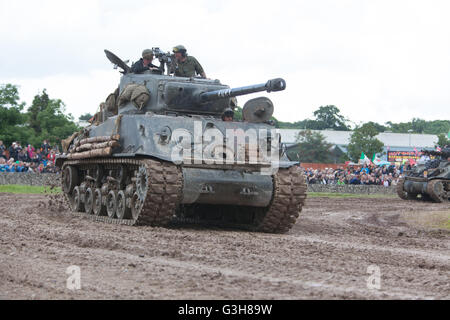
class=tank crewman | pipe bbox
[131,49,159,74]
[172,45,206,78]
[221,108,234,122]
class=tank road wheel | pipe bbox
[116,190,131,219]
[84,187,94,215]
[130,192,142,220]
[106,190,118,218]
[93,188,106,216]
[63,165,79,194]
[70,186,84,212]
[427,179,449,203]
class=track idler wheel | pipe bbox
[93,188,106,216]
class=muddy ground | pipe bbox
[0,193,448,300]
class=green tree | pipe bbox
[347,123,384,162]
[424,120,450,135]
[0,84,32,146]
[28,89,50,134]
[364,121,387,133]
[385,118,450,135]
[436,133,450,148]
[411,118,427,133]
[27,92,79,147]
[313,105,349,131]
[290,130,333,163]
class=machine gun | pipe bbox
[152,47,176,75]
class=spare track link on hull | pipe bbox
[62,158,182,226]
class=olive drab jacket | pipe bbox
[174,56,205,78]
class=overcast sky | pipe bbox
[1,0,449,125]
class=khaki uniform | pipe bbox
[174,56,205,77]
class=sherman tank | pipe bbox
[56,49,307,233]
[397,148,450,202]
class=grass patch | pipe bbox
[0,185,61,194]
[439,218,450,231]
[400,210,450,231]
[307,192,397,199]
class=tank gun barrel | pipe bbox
[198,78,286,103]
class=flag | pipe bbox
[359,152,371,165]
[436,146,442,152]
[372,153,380,165]
[372,153,389,166]
[413,147,418,156]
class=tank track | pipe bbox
[256,165,307,233]
[62,158,182,226]
[426,179,449,203]
[61,158,307,233]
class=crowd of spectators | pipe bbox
[0,140,60,173]
[303,163,404,187]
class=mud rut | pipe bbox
[0,193,448,299]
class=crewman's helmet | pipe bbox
[142,49,154,60]
[173,45,187,54]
